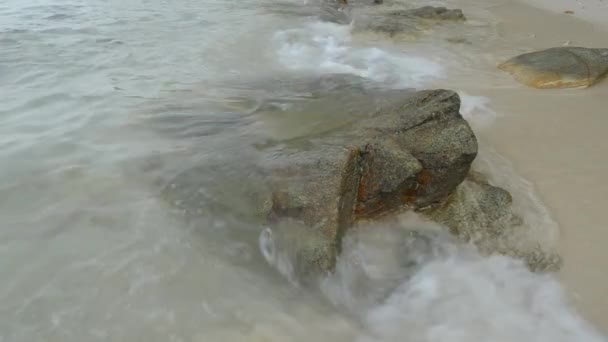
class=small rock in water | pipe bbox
[446,37,472,45]
[355,6,465,37]
[397,6,465,21]
[499,47,608,88]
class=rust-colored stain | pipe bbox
[356,165,381,202]
[355,167,434,218]
[354,171,386,218]
[356,175,369,202]
[402,188,417,205]
[355,199,388,218]
[417,169,432,185]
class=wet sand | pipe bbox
[443,0,608,332]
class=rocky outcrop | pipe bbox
[356,6,466,37]
[161,78,560,276]
[258,89,477,273]
[499,47,608,89]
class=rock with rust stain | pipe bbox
[355,139,422,217]
[499,47,608,89]
[259,89,477,273]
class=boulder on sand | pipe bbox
[499,47,608,89]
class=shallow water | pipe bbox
[1,0,606,340]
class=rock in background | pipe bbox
[499,47,608,89]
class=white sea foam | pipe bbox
[358,250,605,342]
[459,91,500,128]
[273,21,444,88]
[262,216,605,342]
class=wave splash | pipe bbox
[261,215,606,342]
[273,21,444,88]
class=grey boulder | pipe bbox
[260,89,477,272]
[499,47,608,89]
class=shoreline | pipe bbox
[444,0,608,333]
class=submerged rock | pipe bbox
[422,172,562,272]
[423,172,519,239]
[259,221,334,285]
[356,6,466,37]
[499,47,608,89]
[322,220,458,309]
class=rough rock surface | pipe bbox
[422,172,562,271]
[259,89,477,272]
[499,47,608,89]
[262,144,361,272]
[357,6,466,37]
[423,172,519,239]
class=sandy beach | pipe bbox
[525,0,608,30]
[444,0,608,332]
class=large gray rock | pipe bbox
[499,47,608,89]
[259,89,477,272]
[356,6,466,37]
[422,173,562,272]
